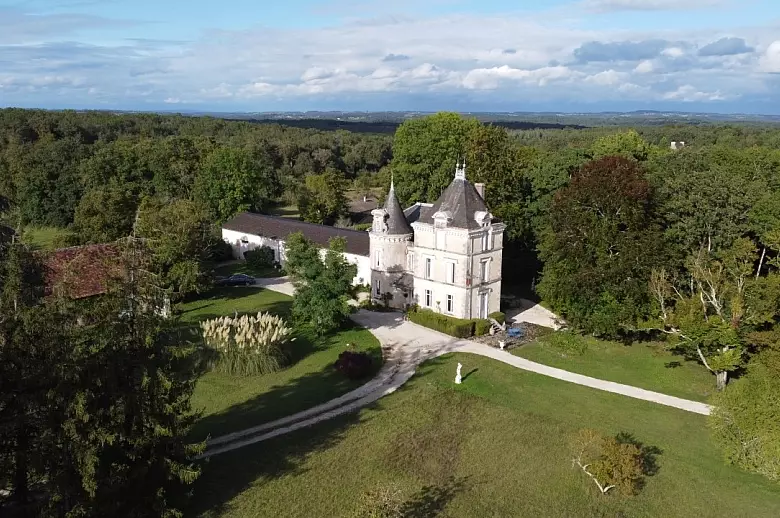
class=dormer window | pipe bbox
[433,211,451,229]
[474,211,491,227]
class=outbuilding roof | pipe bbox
[223,212,371,257]
[41,243,122,299]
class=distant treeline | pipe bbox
[233,118,587,134]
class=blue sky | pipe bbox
[1,0,780,113]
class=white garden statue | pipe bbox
[455,362,463,384]
[499,340,506,351]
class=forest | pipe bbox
[2,108,780,514]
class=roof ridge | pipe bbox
[241,212,369,236]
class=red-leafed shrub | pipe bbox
[334,350,373,380]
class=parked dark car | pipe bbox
[215,274,256,286]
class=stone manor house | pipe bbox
[222,161,505,320]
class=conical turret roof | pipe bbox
[382,180,413,235]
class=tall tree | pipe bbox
[390,112,481,206]
[537,156,665,336]
[285,233,356,335]
[134,197,216,300]
[194,147,279,222]
[12,136,87,226]
[43,240,202,516]
[591,130,658,162]
[0,241,56,511]
[72,185,138,244]
[465,124,536,243]
[297,170,348,225]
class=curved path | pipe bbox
[198,302,712,459]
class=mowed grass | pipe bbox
[514,331,716,402]
[177,287,382,441]
[191,353,780,518]
[268,203,300,219]
[21,226,74,250]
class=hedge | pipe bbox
[407,308,475,338]
[473,319,492,336]
[488,311,506,325]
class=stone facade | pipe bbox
[370,162,505,320]
[222,161,505,320]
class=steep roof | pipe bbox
[403,202,434,225]
[223,212,370,257]
[418,176,491,230]
[41,243,122,299]
[382,182,413,235]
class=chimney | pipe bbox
[474,183,486,199]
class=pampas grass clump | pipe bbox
[200,312,293,376]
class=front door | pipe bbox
[479,292,489,319]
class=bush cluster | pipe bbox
[473,319,492,336]
[334,350,374,379]
[488,311,506,325]
[244,245,276,269]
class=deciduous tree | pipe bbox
[194,147,278,222]
[285,233,356,335]
[538,156,665,336]
[134,197,216,299]
[297,169,348,225]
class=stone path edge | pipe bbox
[197,280,712,459]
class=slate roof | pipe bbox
[223,212,371,257]
[403,203,434,225]
[41,244,122,299]
[382,183,413,235]
[417,177,492,230]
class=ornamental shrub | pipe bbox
[473,319,492,336]
[244,245,275,269]
[488,311,506,325]
[200,312,293,376]
[334,350,374,380]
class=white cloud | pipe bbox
[634,60,654,73]
[584,69,623,85]
[662,84,728,102]
[2,5,779,110]
[581,0,727,12]
[661,47,685,58]
[760,41,780,73]
[462,65,577,89]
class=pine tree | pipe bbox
[44,238,203,517]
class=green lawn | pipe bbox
[211,262,282,279]
[178,287,382,441]
[191,353,780,518]
[21,226,74,250]
[268,203,300,219]
[513,332,716,402]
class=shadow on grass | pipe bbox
[177,288,293,320]
[461,368,478,382]
[615,431,663,491]
[189,320,383,442]
[402,476,471,517]
[188,407,373,517]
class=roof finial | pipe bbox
[454,156,466,180]
[390,171,394,192]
